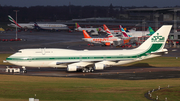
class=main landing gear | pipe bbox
[82,67,94,73]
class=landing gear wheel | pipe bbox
[82,68,86,73]
[82,67,94,73]
[22,66,27,73]
[89,67,94,72]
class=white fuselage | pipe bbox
[76,27,98,32]
[6,47,162,68]
[82,37,121,44]
[8,23,34,29]
[37,24,69,30]
[127,31,150,37]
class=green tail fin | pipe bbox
[148,27,155,36]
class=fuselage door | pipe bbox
[28,56,32,62]
[103,55,106,60]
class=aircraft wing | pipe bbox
[55,58,136,71]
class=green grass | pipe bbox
[0,54,180,100]
[151,86,180,101]
[121,57,180,67]
[0,54,11,65]
[0,75,180,101]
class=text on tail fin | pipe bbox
[137,25,172,50]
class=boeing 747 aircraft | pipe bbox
[5,25,172,73]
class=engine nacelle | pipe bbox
[67,64,77,71]
[94,63,104,70]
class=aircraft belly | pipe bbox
[9,61,53,67]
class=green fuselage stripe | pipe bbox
[6,44,163,61]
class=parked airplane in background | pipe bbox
[82,25,130,46]
[5,25,172,73]
[8,15,69,31]
[8,15,34,29]
[147,27,155,36]
[126,26,155,37]
[34,22,69,31]
[75,23,104,35]
[103,24,122,35]
[104,24,129,38]
[82,30,122,46]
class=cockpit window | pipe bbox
[17,51,22,53]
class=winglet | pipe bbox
[83,30,91,38]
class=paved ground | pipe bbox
[0,30,180,80]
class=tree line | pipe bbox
[0,4,125,22]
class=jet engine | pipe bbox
[94,63,104,70]
[67,64,77,71]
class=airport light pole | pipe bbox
[174,9,177,33]
[13,10,19,40]
[142,20,146,42]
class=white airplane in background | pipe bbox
[82,24,129,46]
[8,15,34,29]
[5,25,172,73]
[125,27,155,37]
[75,23,104,35]
[82,30,122,46]
[8,15,69,31]
[34,22,69,31]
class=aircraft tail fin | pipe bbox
[148,27,155,35]
[119,25,129,38]
[83,30,91,38]
[34,22,42,29]
[103,24,114,37]
[8,15,22,28]
[75,23,81,28]
[137,25,172,52]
